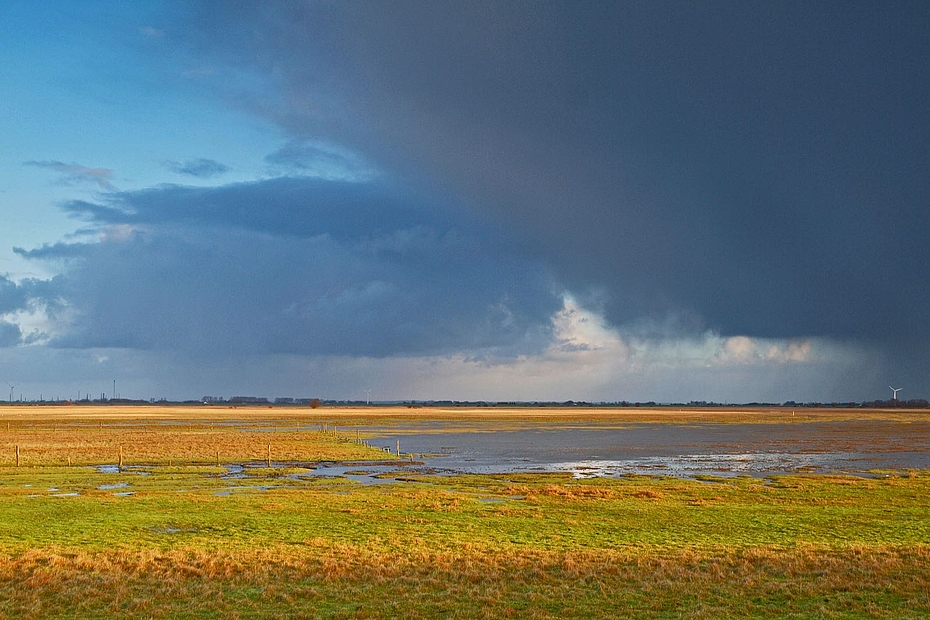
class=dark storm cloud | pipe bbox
[164,158,230,179]
[170,1,930,354]
[18,177,560,357]
[58,176,471,242]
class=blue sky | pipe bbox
[0,1,927,403]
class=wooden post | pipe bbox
[266,443,271,468]
[67,455,72,467]
[118,445,123,472]
[356,429,360,444]
[216,450,220,467]
[396,440,400,457]
[15,445,20,467]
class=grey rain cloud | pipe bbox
[0,275,29,315]
[164,158,230,179]
[24,160,115,189]
[167,1,930,386]
[0,321,22,348]
[265,140,373,180]
[16,177,561,358]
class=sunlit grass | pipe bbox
[1,405,929,618]
[1,466,929,618]
[0,416,388,467]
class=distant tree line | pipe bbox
[4,396,928,409]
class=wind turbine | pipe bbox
[889,386,903,401]
[365,389,372,405]
[7,383,15,403]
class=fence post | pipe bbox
[118,445,123,472]
[15,445,20,467]
[266,443,271,468]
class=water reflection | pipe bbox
[349,422,930,480]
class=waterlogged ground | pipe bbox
[1,406,929,618]
[2,405,929,480]
[334,417,930,480]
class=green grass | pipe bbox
[4,469,928,552]
[1,466,929,618]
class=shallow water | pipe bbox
[99,481,130,490]
[345,421,930,479]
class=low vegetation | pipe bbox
[0,412,385,467]
[0,406,928,618]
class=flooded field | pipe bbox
[2,405,927,480]
[345,418,930,479]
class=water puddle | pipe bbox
[290,463,424,485]
[99,481,130,490]
[222,464,246,479]
[214,485,274,496]
[149,525,198,535]
[94,465,150,475]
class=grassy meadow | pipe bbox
[0,405,928,618]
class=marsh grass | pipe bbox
[0,418,385,467]
[1,465,929,618]
[1,545,928,619]
[2,406,930,618]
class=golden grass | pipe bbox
[0,417,387,467]
[1,544,928,619]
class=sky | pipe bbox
[1,1,928,403]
